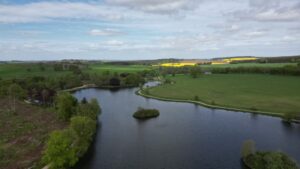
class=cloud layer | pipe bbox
[0,0,300,60]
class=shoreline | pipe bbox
[61,84,299,123]
[62,84,138,92]
[136,89,300,123]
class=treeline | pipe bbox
[89,71,148,87]
[43,93,101,169]
[0,74,83,106]
[211,65,300,76]
[0,69,155,106]
[105,58,181,66]
[159,66,192,76]
[257,55,300,63]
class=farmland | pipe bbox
[0,63,72,79]
[86,63,152,74]
[143,74,300,116]
[201,62,297,69]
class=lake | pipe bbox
[73,86,300,169]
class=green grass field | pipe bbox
[0,63,72,79]
[201,62,297,69]
[86,64,152,74]
[0,63,152,79]
[146,74,300,115]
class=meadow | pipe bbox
[0,63,152,79]
[145,74,300,116]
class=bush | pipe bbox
[194,95,199,101]
[43,130,78,169]
[76,98,100,119]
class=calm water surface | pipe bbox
[73,86,300,169]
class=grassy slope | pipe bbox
[147,74,300,115]
[0,98,66,169]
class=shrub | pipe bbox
[282,112,297,123]
[77,99,101,119]
[194,95,199,101]
[165,78,171,84]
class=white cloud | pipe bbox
[105,0,199,14]
[0,2,123,23]
[89,28,124,36]
[231,1,300,22]
[244,31,266,37]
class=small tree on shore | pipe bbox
[8,83,25,112]
[55,92,77,121]
[241,140,256,158]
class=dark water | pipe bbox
[73,86,300,169]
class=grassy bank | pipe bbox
[143,74,300,117]
[0,98,66,169]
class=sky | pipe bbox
[0,0,300,60]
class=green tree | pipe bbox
[90,99,100,116]
[43,130,78,169]
[190,66,202,78]
[70,116,96,156]
[56,92,77,121]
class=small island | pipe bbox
[242,140,298,169]
[133,108,160,119]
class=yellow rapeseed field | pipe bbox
[159,62,197,67]
[223,57,257,63]
[212,57,258,65]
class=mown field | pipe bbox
[146,74,300,115]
